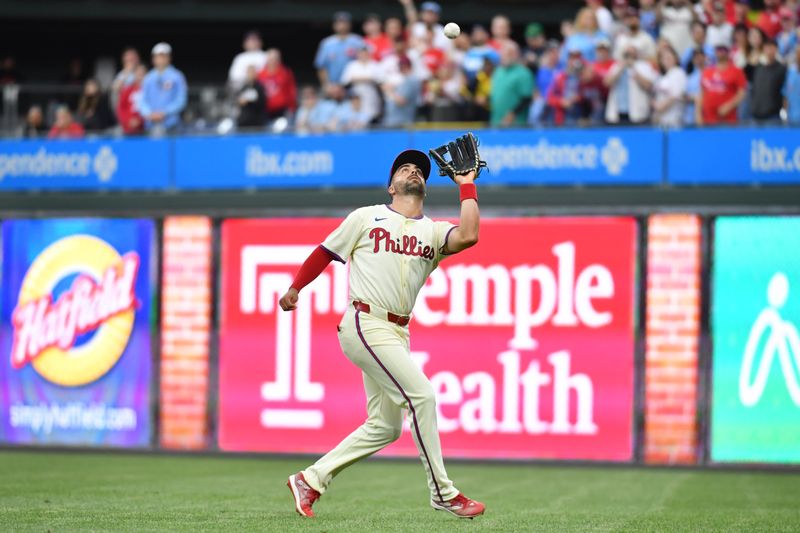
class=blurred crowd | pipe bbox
[6,0,800,138]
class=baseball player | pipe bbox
[281,134,486,519]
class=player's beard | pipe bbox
[400,178,425,197]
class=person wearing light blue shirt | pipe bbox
[784,48,800,125]
[139,42,187,134]
[684,49,706,125]
[315,11,365,87]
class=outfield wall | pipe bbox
[1,212,798,466]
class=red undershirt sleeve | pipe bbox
[290,245,336,292]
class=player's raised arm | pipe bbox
[429,132,486,255]
[443,170,479,254]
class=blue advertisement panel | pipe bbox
[668,128,800,185]
[0,219,154,447]
[0,138,170,190]
[712,217,800,463]
[413,128,663,185]
[174,128,663,189]
[174,131,408,189]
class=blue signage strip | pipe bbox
[667,128,800,185]
[0,138,170,190]
[174,131,409,189]
[413,128,664,186]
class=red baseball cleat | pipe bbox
[287,472,321,517]
[430,493,486,519]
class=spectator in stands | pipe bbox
[382,55,422,126]
[385,16,405,43]
[523,23,548,75]
[614,7,658,61]
[462,25,500,85]
[746,26,767,66]
[331,92,371,131]
[48,105,85,139]
[139,42,187,135]
[228,31,267,91]
[547,49,603,125]
[315,11,364,89]
[0,56,19,84]
[529,41,561,125]
[417,27,447,77]
[694,0,713,25]
[295,86,336,133]
[450,31,472,68]
[563,7,608,64]
[489,15,515,52]
[258,49,297,121]
[731,0,752,30]
[363,13,393,61]
[604,44,659,124]
[401,0,451,51]
[640,0,660,39]
[77,78,114,132]
[117,65,146,135]
[342,45,384,124]
[490,43,535,126]
[423,61,466,121]
[682,21,716,71]
[652,46,688,126]
[697,42,747,124]
[609,0,631,42]
[381,36,430,82]
[757,0,783,39]
[21,105,46,138]
[784,46,800,124]
[683,49,706,124]
[586,0,615,36]
[777,7,798,58]
[732,24,750,68]
[706,2,734,49]
[111,48,141,110]
[236,65,267,128]
[592,38,615,115]
[750,39,787,123]
[467,57,495,121]
[658,0,695,57]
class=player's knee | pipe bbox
[386,422,403,442]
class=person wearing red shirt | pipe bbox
[117,64,146,135]
[697,43,747,124]
[488,14,514,52]
[756,0,783,38]
[48,106,85,139]
[417,28,446,76]
[258,48,297,120]
[363,13,393,61]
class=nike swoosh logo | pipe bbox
[374,217,387,221]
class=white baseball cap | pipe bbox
[151,42,172,55]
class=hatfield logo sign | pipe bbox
[219,218,636,460]
[0,145,119,183]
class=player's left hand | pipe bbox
[429,132,488,183]
[279,288,299,311]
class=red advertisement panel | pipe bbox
[219,217,636,460]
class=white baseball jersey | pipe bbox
[322,204,456,316]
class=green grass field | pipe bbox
[1,451,799,532]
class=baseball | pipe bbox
[443,22,461,39]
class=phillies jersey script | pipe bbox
[322,204,456,316]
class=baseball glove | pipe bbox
[429,132,488,182]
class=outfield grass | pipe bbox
[0,451,798,532]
